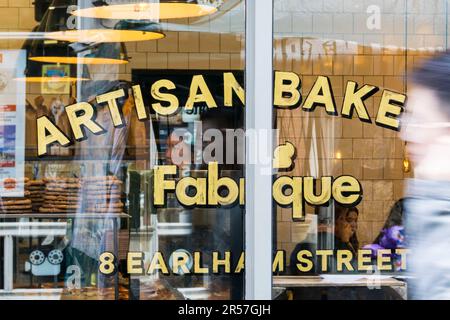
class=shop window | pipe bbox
[272,0,444,300]
[0,0,245,300]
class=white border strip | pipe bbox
[245,0,273,300]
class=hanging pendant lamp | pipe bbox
[72,0,220,20]
[47,20,164,43]
[18,59,90,83]
[15,26,90,83]
[29,0,166,65]
[42,0,164,43]
[29,39,129,65]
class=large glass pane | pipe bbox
[273,0,446,300]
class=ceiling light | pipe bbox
[46,28,164,43]
[46,18,165,43]
[39,0,164,45]
[72,0,219,20]
[14,27,90,83]
[29,37,129,65]
[29,0,130,65]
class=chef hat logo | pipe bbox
[273,141,296,170]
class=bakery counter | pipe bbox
[273,275,407,300]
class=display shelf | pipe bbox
[24,147,151,162]
[273,275,406,287]
[25,155,150,162]
[0,288,63,300]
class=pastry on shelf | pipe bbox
[0,178,32,214]
[27,180,45,212]
[82,176,124,214]
[39,177,82,213]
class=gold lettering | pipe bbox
[96,89,126,127]
[302,76,337,115]
[273,250,285,273]
[127,252,144,275]
[65,102,104,141]
[185,75,217,110]
[234,252,245,273]
[194,252,209,274]
[239,178,245,206]
[337,250,354,271]
[296,250,313,272]
[375,90,406,131]
[172,251,190,274]
[304,177,332,206]
[147,252,169,275]
[332,176,362,206]
[342,81,378,122]
[176,177,207,206]
[273,176,304,220]
[151,79,179,116]
[317,250,333,272]
[377,249,392,271]
[131,84,149,120]
[273,71,301,108]
[395,249,408,271]
[213,251,231,273]
[36,116,71,157]
[224,72,245,107]
[153,165,177,206]
[208,162,239,206]
[358,249,373,271]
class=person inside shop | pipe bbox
[400,51,450,299]
[288,203,404,300]
[289,204,359,276]
[363,198,407,273]
[165,128,194,170]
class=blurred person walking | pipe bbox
[401,51,450,299]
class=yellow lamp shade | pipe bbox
[14,25,91,83]
[72,2,218,20]
[14,57,91,83]
[45,28,165,43]
[15,76,89,83]
[29,56,129,65]
[29,0,132,65]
